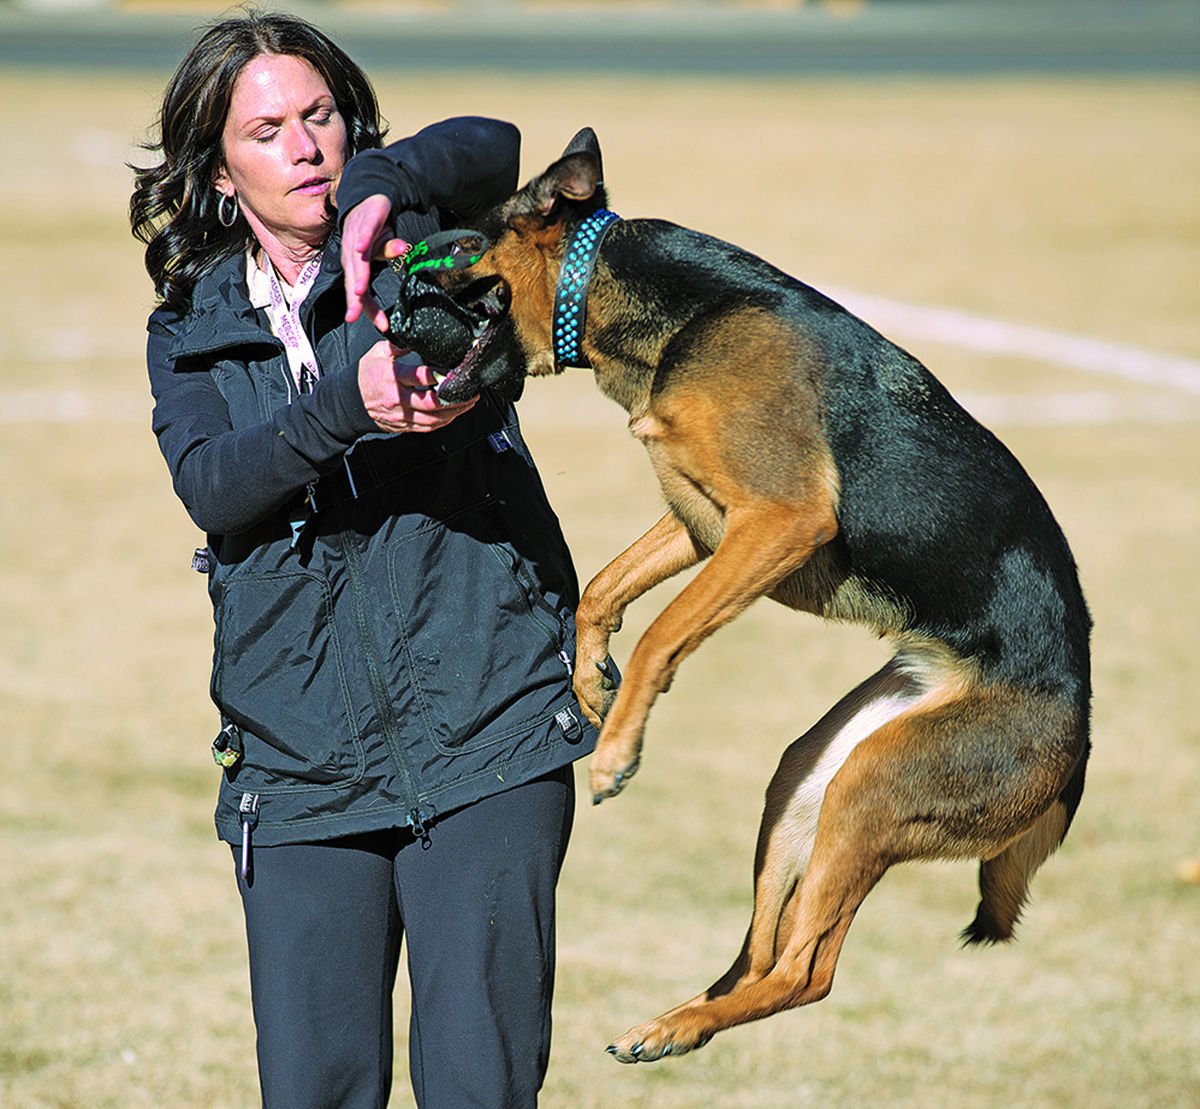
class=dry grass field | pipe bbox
[1,63,1198,1107]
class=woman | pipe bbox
[130,13,597,1107]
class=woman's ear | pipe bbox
[212,162,233,197]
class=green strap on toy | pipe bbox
[394,229,491,277]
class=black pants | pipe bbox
[234,766,575,1109]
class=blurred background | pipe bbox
[1,2,1198,1106]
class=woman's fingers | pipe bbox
[358,341,477,433]
[341,195,408,327]
[356,291,391,334]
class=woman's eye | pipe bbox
[253,129,278,144]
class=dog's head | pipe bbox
[386,127,607,404]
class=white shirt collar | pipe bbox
[245,248,285,310]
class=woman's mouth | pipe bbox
[292,178,330,195]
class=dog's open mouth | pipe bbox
[388,274,510,405]
[431,277,510,404]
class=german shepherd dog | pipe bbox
[390,129,1091,1063]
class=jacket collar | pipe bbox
[167,231,398,362]
[167,252,274,360]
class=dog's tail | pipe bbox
[961,750,1087,946]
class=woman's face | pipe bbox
[214,52,349,252]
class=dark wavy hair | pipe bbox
[129,10,386,310]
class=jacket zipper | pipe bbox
[486,540,571,665]
[239,792,259,881]
[338,527,431,841]
[296,293,428,839]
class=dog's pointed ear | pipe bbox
[529,151,600,216]
[561,126,604,182]
[504,127,605,225]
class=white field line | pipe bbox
[954,389,1199,427]
[824,286,1200,396]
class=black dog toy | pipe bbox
[387,230,491,371]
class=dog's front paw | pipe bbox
[588,710,645,803]
[606,1016,714,1064]
[573,657,617,729]
[588,748,640,804]
[586,687,648,803]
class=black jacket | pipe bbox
[147,118,597,845]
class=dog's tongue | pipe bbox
[434,364,478,404]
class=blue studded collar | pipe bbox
[552,208,621,369]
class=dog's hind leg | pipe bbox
[607,778,893,1063]
[607,675,1084,1062]
[712,660,926,992]
[614,658,926,1042]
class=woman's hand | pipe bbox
[358,340,477,433]
[341,194,409,331]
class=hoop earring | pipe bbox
[217,192,239,228]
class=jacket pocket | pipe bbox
[387,499,573,755]
[212,571,365,791]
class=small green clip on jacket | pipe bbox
[147,117,600,846]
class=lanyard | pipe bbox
[262,254,322,395]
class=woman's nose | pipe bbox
[286,119,321,163]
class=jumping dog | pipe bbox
[389,128,1092,1063]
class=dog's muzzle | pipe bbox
[385,231,510,403]
[387,275,509,403]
